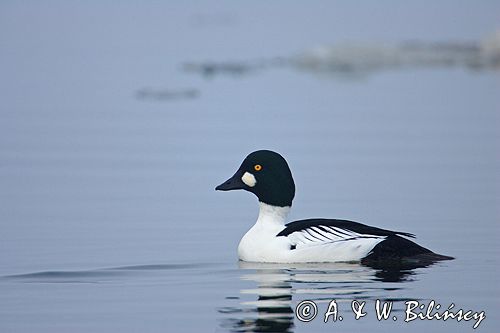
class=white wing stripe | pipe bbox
[325,226,360,239]
[305,229,325,241]
[294,233,312,244]
[322,227,348,238]
[301,232,318,242]
[309,227,330,238]
[309,227,333,241]
[287,225,387,248]
[332,227,359,237]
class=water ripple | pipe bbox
[2,262,221,283]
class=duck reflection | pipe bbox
[219,261,437,333]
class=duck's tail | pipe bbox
[361,235,454,269]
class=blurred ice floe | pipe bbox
[183,31,500,78]
[139,32,499,102]
[182,57,287,78]
[135,87,200,101]
[295,32,500,75]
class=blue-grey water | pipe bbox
[1,2,499,332]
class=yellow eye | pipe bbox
[254,164,262,171]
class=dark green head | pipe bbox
[215,150,296,207]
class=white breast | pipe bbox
[238,203,291,262]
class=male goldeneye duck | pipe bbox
[216,150,453,265]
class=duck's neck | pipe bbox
[255,202,291,228]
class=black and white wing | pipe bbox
[276,218,415,250]
[276,218,452,264]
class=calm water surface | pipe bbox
[0,2,499,332]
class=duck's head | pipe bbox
[216,150,295,207]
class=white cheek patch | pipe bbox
[241,172,257,187]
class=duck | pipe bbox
[216,150,453,265]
